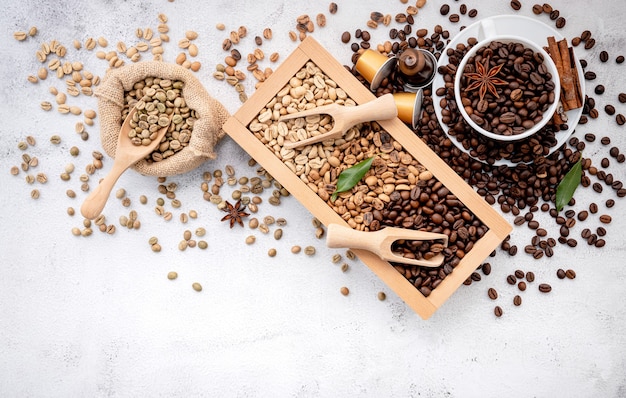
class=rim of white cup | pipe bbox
[453,35,561,142]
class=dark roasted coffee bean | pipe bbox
[601,158,610,168]
[459,4,467,14]
[518,281,527,291]
[581,30,592,41]
[593,182,603,193]
[589,203,598,213]
[581,228,591,239]
[567,238,578,247]
[468,9,478,17]
[599,214,612,224]
[595,239,606,248]
[482,262,492,275]
[557,268,566,279]
[440,4,450,15]
[494,306,503,317]
[605,104,616,115]
[617,55,625,64]
[619,93,626,103]
[510,0,521,10]
[513,295,522,306]
[361,31,371,41]
[601,136,611,145]
[555,17,566,28]
[616,114,626,125]
[609,146,620,157]
[600,50,609,62]
[584,71,597,80]
[507,275,517,285]
[488,287,498,300]
[449,13,460,22]
[594,85,605,95]
[585,38,596,49]
[572,37,581,46]
[526,271,535,282]
[514,269,525,279]
[597,226,607,236]
[508,245,518,256]
[606,198,615,208]
[549,9,559,20]
[584,133,596,142]
[533,250,544,259]
[565,269,576,279]
[341,31,351,43]
[528,220,540,229]
[577,210,589,221]
[539,283,552,293]
[532,4,543,14]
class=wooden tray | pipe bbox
[223,37,512,319]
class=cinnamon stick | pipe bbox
[558,38,578,110]
[568,46,584,108]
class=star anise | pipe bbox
[220,200,249,228]
[464,58,508,102]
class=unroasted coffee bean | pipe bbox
[539,283,552,293]
[488,287,498,300]
[494,306,503,317]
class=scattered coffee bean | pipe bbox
[440,4,450,15]
[565,269,576,279]
[601,136,611,145]
[616,55,625,64]
[513,295,522,306]
[584,71,597,80]
[599,50,609,62]
[538,283,552,293]
[459,4,467,14]
[510,0,521,10]
[518,281,527,291]
[616,114,626,125]
[514,269,525,279]
[532,4,543,14]
[619,93,626,103]
[449,13,460,22]
[594,85,605,95]
[555,17,566,28]
[507,275,517,285]
[328,2,338,14]
[494,306,503,317]
[488,287,498,300]
[526,271,535,282]
[605,104,616,115]
[599,214,612,224]
[340,286,349,296]
[341,31,351,43]
[482,262,492,275]
[377,291,386,301]
[557,268,566,279]
[468,9,478,17]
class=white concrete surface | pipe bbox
[1,1,625,397]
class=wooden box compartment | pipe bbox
[223,37,512,319]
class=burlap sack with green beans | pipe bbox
[95,61,230,176]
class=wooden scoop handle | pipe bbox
[338,93,398,128]
[80,161,128,220]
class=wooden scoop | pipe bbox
[279,93,397,149]
[80,107,172,220]
[326,223,449,267]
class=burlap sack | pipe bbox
[95,61,230,176]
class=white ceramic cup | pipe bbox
[453,19,561,142]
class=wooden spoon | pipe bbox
[80,107,171,219]
[279,93,397,149]
[326,223,449,267]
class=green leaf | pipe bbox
[555,157,582,212]
[331,155,376,202]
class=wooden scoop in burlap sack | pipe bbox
[95,61,230,176]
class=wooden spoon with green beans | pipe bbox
[80,107,172,220]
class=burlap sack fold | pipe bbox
[95,61,230,176]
